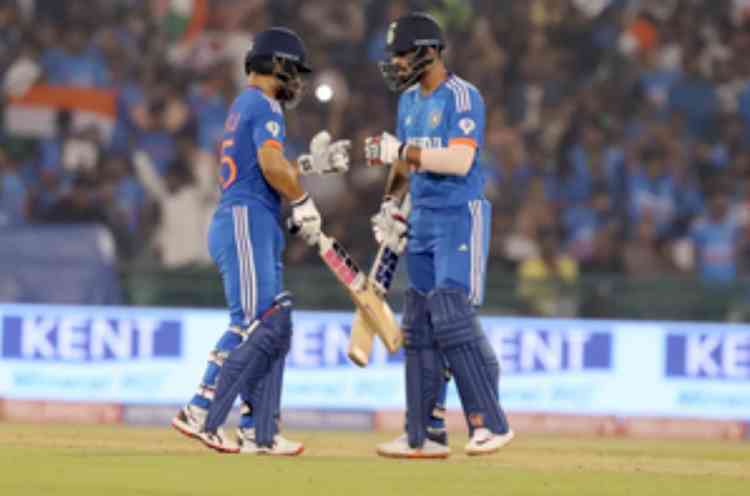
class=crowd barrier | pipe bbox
[1,303,748,438]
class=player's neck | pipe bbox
[247,74,279,100]
[419,64,448,95]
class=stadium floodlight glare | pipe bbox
[315,83,334,102]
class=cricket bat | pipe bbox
[311,232,402,358]
[347,195,411,367]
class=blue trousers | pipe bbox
[208,202,285,326]
[407,199,491,300]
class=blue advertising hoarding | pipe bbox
[0,303,748,420]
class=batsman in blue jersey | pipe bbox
[365,13,513,458]
[171,27,350,454]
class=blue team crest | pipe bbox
[266,120,280,137]
[405,115,413,127]
[386,22,397,46]
[429,110,442,128]
[458,117,476,135]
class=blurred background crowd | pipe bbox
[5,0,750,318]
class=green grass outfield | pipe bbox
[0,423,748,496]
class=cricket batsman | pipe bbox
[365,13,513,458]
[171,27,350,454]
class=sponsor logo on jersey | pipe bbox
[407,137,443,149]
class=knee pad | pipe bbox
[428,288,482,349]
[246,296,293,357]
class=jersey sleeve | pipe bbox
[446,85,485,148]
[251,98,286,151]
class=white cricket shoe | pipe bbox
[171,404,207,439]
[198,428,240,454]
[376,434,450,459]
[465,428,514,456]
[236,428,304,456]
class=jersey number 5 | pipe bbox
[220,139,237,190]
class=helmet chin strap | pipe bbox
[379,47,438,92]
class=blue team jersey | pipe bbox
[218,86,286,216]
[397,74,486,208]
[689,214,740,284]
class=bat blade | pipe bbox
[315,233,402,363]
[347,311,374,367]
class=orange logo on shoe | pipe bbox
[469,413,484,428]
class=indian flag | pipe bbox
[156,0,209,42]
[4,84,117,140]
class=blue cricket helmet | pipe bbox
[244,27,311,108]
[245,27,312,75]
[385,12,445,55]
[380,13,445,92]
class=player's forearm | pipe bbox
[403,144,475,176]
[266,159,306,202]
[258,147,306,202]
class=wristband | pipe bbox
[290,193,309,207]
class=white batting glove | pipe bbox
[290,194,322,246]
[298,131,351,175]
[364,132,406,166]
[371,196,409,254]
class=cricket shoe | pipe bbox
[237,428,304,456]
[198,428,240,454]
[376,434,450,459]
[465,428,514,456]
[171,404,207,439]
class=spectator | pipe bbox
[687,185,742,285]
[132,150,213,268]
[627,144,678,238]
[623,214,672,276]
[518,226,579,316]
[563,186,619,271]
[668,57,718,139]
[40,26,110,87]
[135,98,178,176]
[0,149,28,227]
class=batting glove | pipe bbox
[290,193,322,246]
[371,196,409,254]
[298,131,351,175]
[364,132,407,166]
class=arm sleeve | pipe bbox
[419,144,475,175]
[251,101,286,151]
[445,86,485,149]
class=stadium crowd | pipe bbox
[3,0,750,292]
